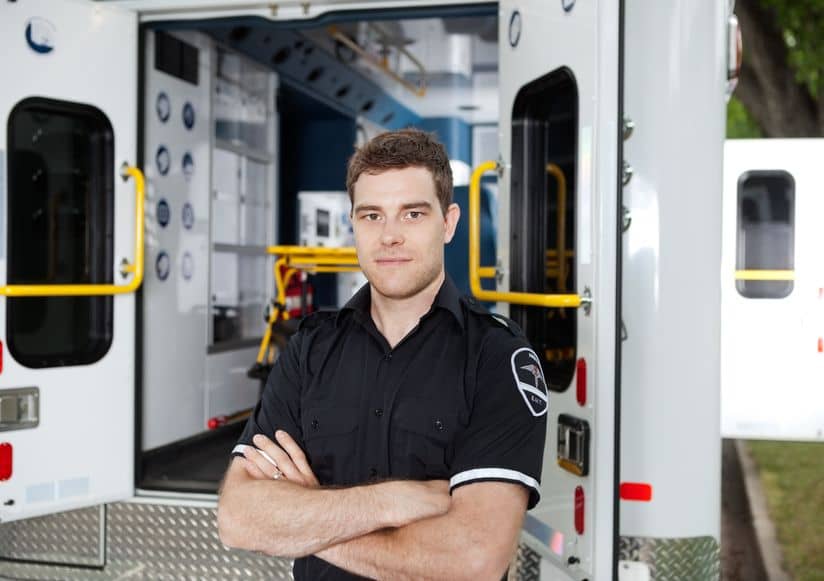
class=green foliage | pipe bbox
[727,96,763,138]
[760,0,824,97]
[748,440,824,580]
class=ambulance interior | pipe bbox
[135,10,508,494]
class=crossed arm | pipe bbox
[217,431,528,580]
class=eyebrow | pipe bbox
[353,201,433,213]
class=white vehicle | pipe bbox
[0,0,737,579]
[722,138,824,443]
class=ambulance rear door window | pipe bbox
[736,170,795,299]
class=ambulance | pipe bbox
[722,138,824,444]
[0,0,738,579]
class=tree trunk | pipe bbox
[734,0,823,137]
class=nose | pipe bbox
[380,219,404,247]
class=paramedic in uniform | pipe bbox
[218,129,548,580]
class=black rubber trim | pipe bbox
[613,0,626,579]
[134,22,147,492]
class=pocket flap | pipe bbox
[394,399,456,444]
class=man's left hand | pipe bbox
[242,431,320,488]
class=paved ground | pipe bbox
[721,439,770,581]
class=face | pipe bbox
[351,166,460,301]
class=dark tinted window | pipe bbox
[7,98,114,367]
[510,68,578,392]
[736,171,795,299]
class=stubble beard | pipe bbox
[366,260,443,301]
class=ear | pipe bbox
[443,202,461,244]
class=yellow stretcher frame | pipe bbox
[0,164,146,297]
[469,160,589,309]
[254,246,360,366]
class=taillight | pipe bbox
[0,443,12,481]
[620,482,653,502]
[576,358,587,406]
[574,486,585,535]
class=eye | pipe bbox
[406,210,424,220]
[362,212,381,221]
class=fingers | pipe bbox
[240,456,270,480]
[275,431,319,487]
[243,446,283,480]
[252,434,301,481]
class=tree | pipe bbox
[732,0,824,137]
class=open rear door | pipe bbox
[0,0,139,522]
[495,0,622,578]
[722,139,824,441]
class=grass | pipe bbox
[748,440,824,581]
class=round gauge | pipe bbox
[156,251,171,281]
[157,199,170,228]
[181,252,194,281]
[182,152,194,180]
[508,11,522,48]
[156,92,171,123]
[156,146,171,176]
[182,102,195,129]
[182,202,194,230]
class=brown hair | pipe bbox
[346,128,453,214]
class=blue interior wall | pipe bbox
[419,117,472,163]
[421,117,496,298]
[279,84,356,306]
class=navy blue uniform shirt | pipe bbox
[232,276,548,580]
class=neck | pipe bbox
[370,271,445,348]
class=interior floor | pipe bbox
[139,421,246,494]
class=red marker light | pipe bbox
[620,482,653,502]
[818,338,823,353]
[207,416,227,430]
[574,486,585,534]
[576,358,587,406]
[0,443,12,481]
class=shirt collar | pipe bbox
[336,275,465,330]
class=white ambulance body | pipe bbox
[0,0,734,579]
[722,138,824,443]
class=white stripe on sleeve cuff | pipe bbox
[232,444,252,456]
[449,468,540,492]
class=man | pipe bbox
[218,129,548,580]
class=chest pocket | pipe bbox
[390,398,458,480]
[301,407,359,485]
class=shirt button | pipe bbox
[374,408,384,418]
[385,352,392,361]
[434,419,444,431]
[369,467,378,478]
[311,419,319,430]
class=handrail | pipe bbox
[469,161,587,309]
[0,163,145,297]
[735,269,795,281]
[546,163,567,291]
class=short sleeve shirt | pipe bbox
[232,276,548,581]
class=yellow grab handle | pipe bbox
[735,269,795,281]
[0,164,145,297]
[469,161,586,309]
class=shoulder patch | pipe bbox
[510,347,548,417]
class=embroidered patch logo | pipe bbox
[510,347,548,417]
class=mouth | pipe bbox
[375,257,412,265]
